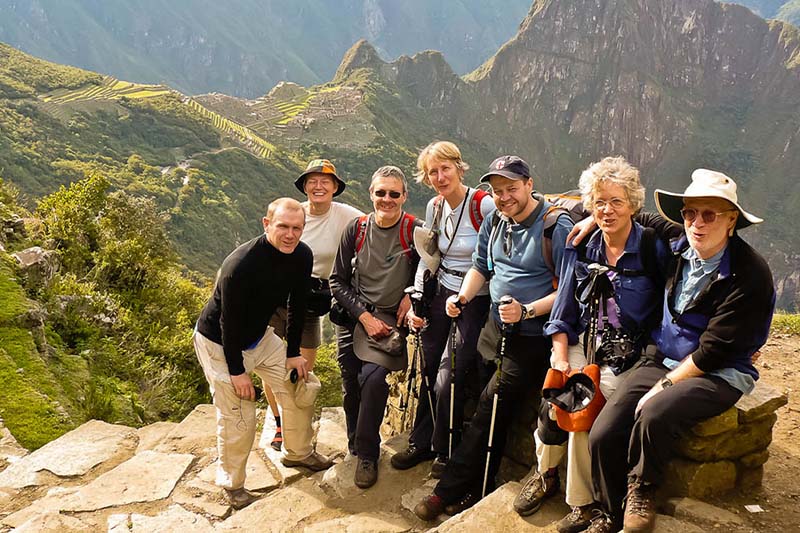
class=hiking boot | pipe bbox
[557,503,599,533]
[512,470,560,516]
[444,491,479,515]
[414,494,445,521]
[430,455,447,479]
[623,480,657,532]
[224,487,261,510]
[281,451,333,471]
[354,458,378,489]
[270,426,283,451]
[585,510,621,533]
[390,444,435,470]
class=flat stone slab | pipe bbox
[218,477,327,532]
[316,407,349,459]
[60,450,194,511]
[172,487,232,519]
[108,504,214,533]
[12,510,88,533]
[259,435,303,484]
[432,481,567,532]
[196,451,279,493]
[154,404,217,455]
[0,420,137,489]
[651,514,705,532]
[136,421,179,453]
[663,497,745,527]
[303,512,411,532]
[400,479,439,517]
[2,487,79,528]
[735,383,788,423]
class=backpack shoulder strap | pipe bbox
[541,206,570,283]
[468,189,490,231]
[638,227,657,277]
[355,215,369,253]
[486,211,503,275]
[399,213,416,260]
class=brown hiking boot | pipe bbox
[444,491,479,515]
[557,503,600,533]
[354,458,378,489]
[414,494,445,521]
[281,450,333,471]
[623,480,657,532]
[224,487,261,510]
[512,469,560,516]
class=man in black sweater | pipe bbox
[195,198,332,510]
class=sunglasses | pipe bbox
[680,208,736,224]
[373,189,403,199]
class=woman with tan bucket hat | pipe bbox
[266,159,363,451]
[586,169,775,533]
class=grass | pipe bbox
[772,313,800,336]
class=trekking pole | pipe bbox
[409,290,437,425]
[482,294,514,498]
[447,298,465,459]
[400,330,419,431]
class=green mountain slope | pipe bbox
[0,0,532,98]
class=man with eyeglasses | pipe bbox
[330,165,422,489]
[414,155,575,519]
[585,169,775,533]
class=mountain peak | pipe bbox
[333,39,385,82]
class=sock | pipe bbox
[274,415,281,429]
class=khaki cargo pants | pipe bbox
[194,327,314,490]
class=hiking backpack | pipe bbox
[354,212,417,260]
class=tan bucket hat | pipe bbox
[352,310,408,372]
[287,370,321,409]
[654,169,763,230]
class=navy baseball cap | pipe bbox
[479,155,531,183]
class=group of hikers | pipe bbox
[193,141,775,533]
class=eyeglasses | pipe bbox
[680,208,736,224]
[373,189,402,199]
[593,198,627,211]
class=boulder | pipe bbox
[737,465,764,490]
[59,450,194,511]
[738,449,770,469]
[11,510,88,533]
[11,246,60,287]
[0,420,137,490]
[303,513,411,533]
[107,504,214,533]
[690,407,738,437]
[0,418,27,469]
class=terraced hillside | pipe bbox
[40,76,172,104]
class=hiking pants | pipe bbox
[409,286,490,456]
[194,327,315,490]
[336,325,391,462]
[589,359,741,521]
[434,333,551,504]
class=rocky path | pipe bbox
[0,402,752,532]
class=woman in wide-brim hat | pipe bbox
[265,158,363,451]
[587,168,775,533]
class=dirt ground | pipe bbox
[706,333,800,532]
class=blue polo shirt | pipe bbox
[472,195,573,336]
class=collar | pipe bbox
[516,193,545,228]
[681,244,726,274]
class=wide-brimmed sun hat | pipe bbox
[294,158,346,197]
[654,169,763,229]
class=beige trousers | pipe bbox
[535,346,628,507]
[194,327,314,490]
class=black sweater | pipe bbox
[197,234,312,375]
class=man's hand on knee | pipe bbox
[231,373,256,401]
[286,355,309,381]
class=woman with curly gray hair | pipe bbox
[513,156,671,533]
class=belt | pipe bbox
[438,265,466,278]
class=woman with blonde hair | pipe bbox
[390,141,494,492]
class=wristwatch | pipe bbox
[520,303,536,321]
[660,377,674,389]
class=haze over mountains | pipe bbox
[0,0,532,98]
[0,0,798,311]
